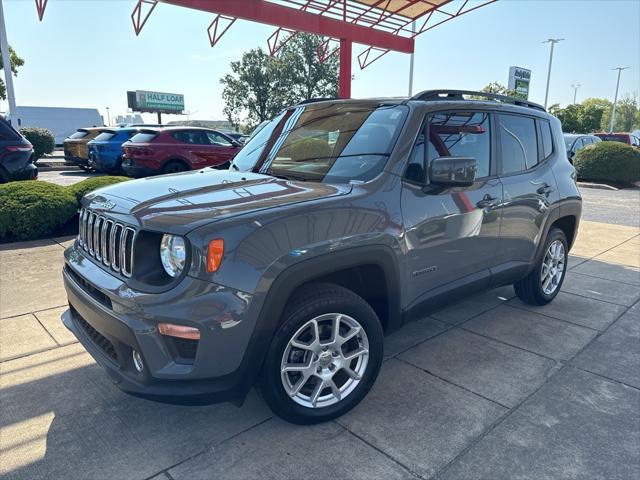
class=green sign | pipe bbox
[128,90,185,114]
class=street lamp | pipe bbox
[609,67,629,133]
[571,84,581,104]
[542,38,564,109]
[106,107,111,127]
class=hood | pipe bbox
[83,169,351,235]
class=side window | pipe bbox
[574,138,585,151]
[499,115,538,174]
[207,132,232,147]
[427,111,491,178]
[539,119,553,160]
[405,131,425,183]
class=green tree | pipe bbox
[0,45,24,101]
[549,103,582,133]
[221,34,338,130]
[600,95,639,132]
[578,98,611,133]
[481,82,518,98]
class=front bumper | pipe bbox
[61,243,259,404]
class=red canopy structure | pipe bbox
[36,0,497,98]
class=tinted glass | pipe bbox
[499,115,538,173]
[207,132,232,146]
[0,117,20,140]
[262,103,408,183]
[94,132,116,141]
[171,131,209,145]
[597,134,627,143]
[405,132,426,183]
[231,112,286,171]
[540,120,553,159]
[68,130,88,139]
[129,132,158,143]
[427,112,491,178]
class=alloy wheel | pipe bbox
[541,239,565,295]
[280,313,369,409]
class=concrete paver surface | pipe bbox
[0,220,638,479]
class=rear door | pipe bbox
[172,130,211,167]
[495,114,559,268]
[401,110,503,305]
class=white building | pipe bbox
[8,106,103,145]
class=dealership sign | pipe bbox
[127,90,185,114]
[508,67,531,100]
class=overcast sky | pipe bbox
[2,0,639,123]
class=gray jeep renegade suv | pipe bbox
[61,90,581,424]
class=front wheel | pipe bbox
[514,227,568,305]
[260,283,383,424]
[163,160,188,174]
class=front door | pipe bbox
[495,114,560,266]
[402,110,503,306]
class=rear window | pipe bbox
[94,131,116,141]
[129,131,158,143]
[0,117,20,140]
[68,130,89,139]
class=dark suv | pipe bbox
[61,91,581,424]
[0,115,37,183]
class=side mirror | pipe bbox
[231,140,242,148]
[429,156,477,187]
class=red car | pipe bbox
[593,132,640,148]
[121,127,242,177]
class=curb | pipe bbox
[577,182,619,191]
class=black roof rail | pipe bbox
[296,97,338,105]
[411,89,546,112]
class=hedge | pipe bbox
[67,176,130,203]
[20,127,55,160]
[0,176,131,242]
[574,141,640,184]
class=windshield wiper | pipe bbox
[268,173,308,182]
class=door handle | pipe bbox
[536,183,554,195]
[477,195,500,209]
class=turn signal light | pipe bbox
[207,239,224,273]
[158,323,201,340]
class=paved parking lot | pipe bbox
[1,220,638,479]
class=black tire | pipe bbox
[163,160,189,174]
[514,227,568,306]
[260,283,383,424]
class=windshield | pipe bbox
[94,131,116,141]
[563,136,576,149]
[231,102,408,183]
[69,130,89,139]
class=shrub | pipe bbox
[67,176,130,203]
[574,141,640,184]
[20,127,55,160]
[0,181,77,241]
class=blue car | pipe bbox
[87,127,146,173]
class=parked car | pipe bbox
[121,127,242,177]
[61,90,581,424]
[63,127,106,170]
[593,132,640,147]
[563,133,602,163]
[87,127,146,174]
[0,115,37,183]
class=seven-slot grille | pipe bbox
[78,208,136,277]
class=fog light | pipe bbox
[132,349,144,372]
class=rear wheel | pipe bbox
[260,283,383,424]
[162,160,188,174]
[514,227,568,305]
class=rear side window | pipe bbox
[206,131,232,146]
[171,131,209,145]
[427,111,491,179]
[499,115,538,174]
[539,120,553,160]
[130,132,158,143]
[68,130,89,139]
[94,131,116,141]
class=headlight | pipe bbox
[159,234,186,277]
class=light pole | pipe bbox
[408,20,415,96]
[571,84,580,104]
[106,107,111,127]
[542,38,564,109]
[609,67,629,133]
[0,0,18,125]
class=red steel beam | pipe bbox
[159,0,414,53]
